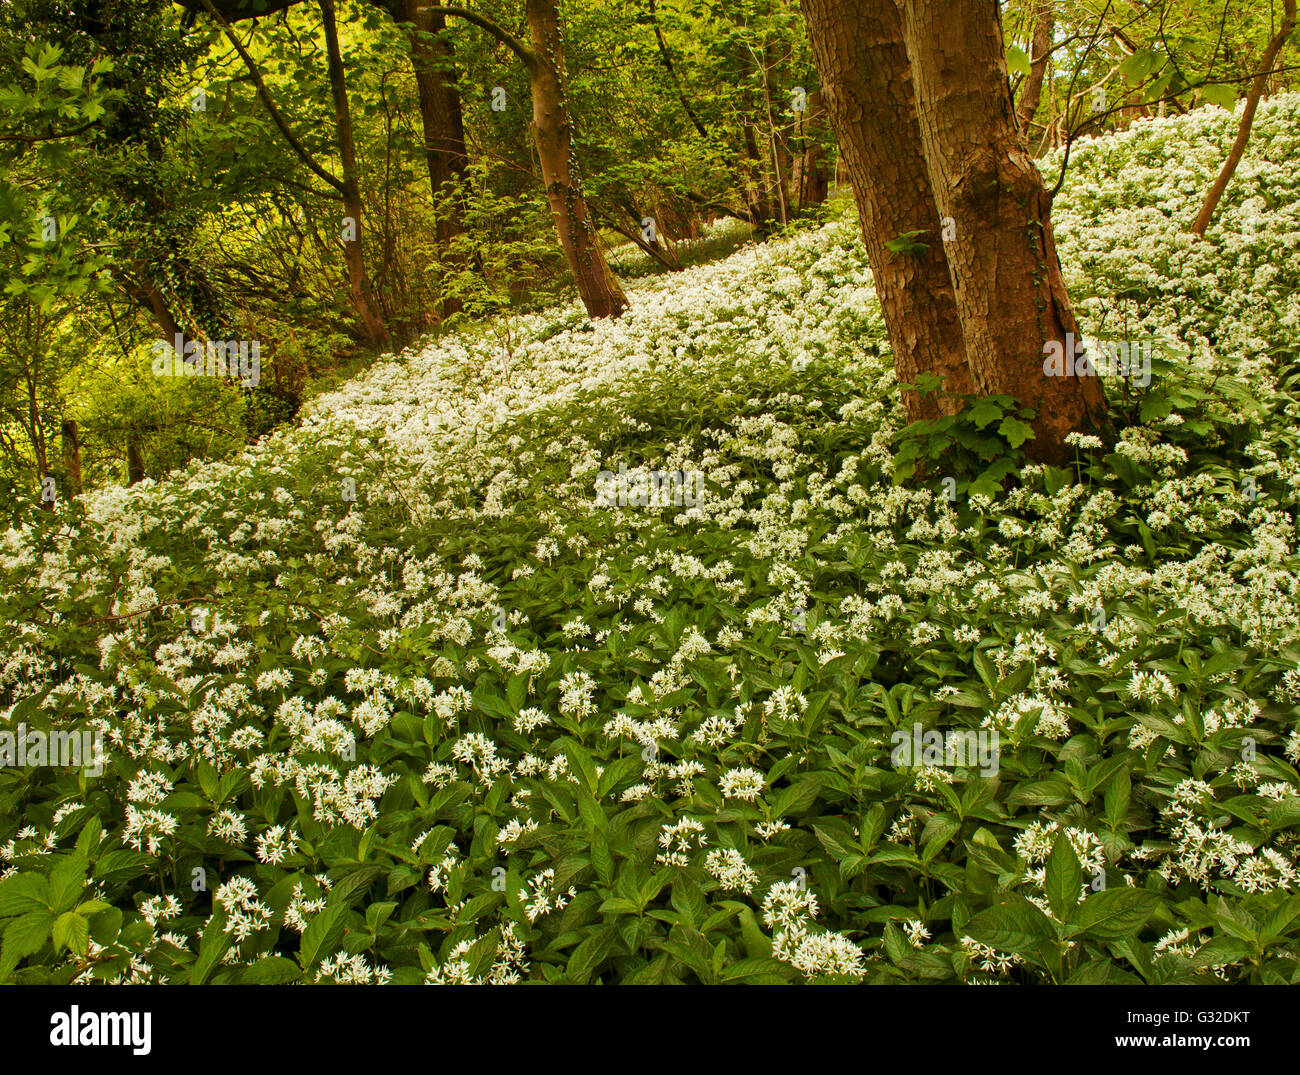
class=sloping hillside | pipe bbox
[3,98,1300,984]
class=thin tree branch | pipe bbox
[425,6,537,70]
[197,0,346,193]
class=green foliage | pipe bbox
[893,380,1036,498]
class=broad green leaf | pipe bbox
[52,911,89,957]
[1065,888,1160,940]
[1045,834,1083,920]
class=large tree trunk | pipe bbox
[321,0,390,348]
[801,0,972,420]
[524,0,627,319]
[900,0,1104,461]
[1015,3,1054,136]
[1192,0,1296,237]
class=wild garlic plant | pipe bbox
[3,98,1300,984]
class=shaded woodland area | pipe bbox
[2,0,1294,501]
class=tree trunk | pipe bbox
[25,370,51,510]
[1015,3,1054,136]
[398,0,471,316]
[61,419,82,496]
[801,0,972,420]
[121,270,182,342]
[762,30,792,227]
[127,438,145,486]
[900,0,1105,461]
[524,0,627,319]
[1192,0,1296,237]
[321,0,390,348]
[796,88,830,211]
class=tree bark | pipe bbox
[801,0,972,420]
[1192,0,1296,237]
[1015,3,1054,136]
[398,1,472,316]
[399,3,469,204]
[796,88,830,211]
[900,0,1105,461]
[127,437,145,486]
[61,419,82,496]
[121,271,182,341]
[321,0,390,349]
[524,0,627,319]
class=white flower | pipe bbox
[719,767,765,802]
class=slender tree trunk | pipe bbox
[1016,3,1054,136]
[121,272,182,342]
[900,0,1104,461]
[525,0,627,319]
[1192,0,1296,236]
[127,438,145,486]
[797,88,830,211]
[24,371,52,510]
[801,0,972,420]
[400,2,470,214]
[399,0,471,316]
[761,31,792,227]
[61,419,82,496]
[733,24,775,232]
[321,0,390,348]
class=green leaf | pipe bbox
[52,911,89,957]
[737,906,772,958]
[0,910,54,980]
[241,956,301,984]
[566,928,616,984]
[1007,45,1032,78]
[0,872,51,918]
[190,911,232,985]
[1064,888,1160,940]
[87,905,122,946]
[47,851,88,914]
[965,894,1057,965]
[299,899,348,968]
[1045,833,1083,920]
[564,741,599,796]
[1199,83,1237,109]
[966,398,1006,430]
[998,415,1035,449]
[590,829,615,886]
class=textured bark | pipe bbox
[801,0,972,420]
[900,0,1105,461]
[1192,0,1296,236]
[321,0,389,348]
[525,0,627,319]
[1015,3,1054,135]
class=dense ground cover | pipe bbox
[3,98,1300,984]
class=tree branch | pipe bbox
[197,0,346,193]
[647,0,707,138]
[425,6,537,70]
